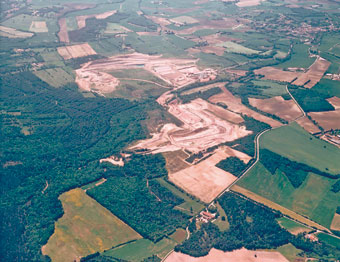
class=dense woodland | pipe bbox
[175,193,340,260]
[260,149,339,188]
[0,72,159,261]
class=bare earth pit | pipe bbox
[131,98,251,154]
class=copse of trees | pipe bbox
[216,157,254,177]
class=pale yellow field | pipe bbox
[168,146,250,203]
[57,43,97,60]
[166,248,288,262]
[0,25,33,38]
[330,213,340,231]
[42,188,141,262]
[29,21,48,33]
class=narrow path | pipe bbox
[186,226,190,240]
[41,180,49,194]
[286,85,306,120]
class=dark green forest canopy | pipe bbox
[0,72,156,261]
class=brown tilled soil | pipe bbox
[331,213,340,231]
[209,87,282,127]
[166,248,288,262]
[254,67,301,82]
[163,150,191,174]
[249,96,302,122]
[309,110,340,130]
[57,43,97,60]
[292,57,330,88]
[296,117,320,134]
[327,96,340,109]
[57,18,69,43]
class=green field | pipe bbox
[217,41,260,55]
[102,238,176,261]
[104,23,130,34]
[252,80,288,97]
[316,233,340,249]
[261,122,340,175]
[213,203,230,231]
[238,163,340,228]
[34,68,74,88]
[277,44,315,69]
[312,78,340,98]
[276,243,303,262]
[43,188,141,262]
[276,217,311,235]
[157,177,204,216]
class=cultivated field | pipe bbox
[131,99,251,154]
[163,150,190,174]
[34,68,74,88]
[29,21,48,33]
[170,16,199,25]
[168,146,250,203]
[0,25,33,38]
[42,188,141,262]
[209,87,282,127]
[104,23,131,34]
[331,213,340,231]
[77,53,217,87]
[166,248,288,262]
[254,67,301,82]
[57,43,97,60]
[309,110,340,130]
[327,96,340,109]
[57,18,69,43]
[261,122,340,174]
[296,117,320,133]
[292,57,331,88]
[249,96,302,122]
[217,41,260,55]
[76,10,117,29]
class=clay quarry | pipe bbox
[130,98,251,154]
[75,52,217,94]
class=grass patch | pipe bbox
[217,41,260,55]
[276,217,311,235]
[261,122,340,175]
[252,80,287,97]
[276,243,303,262]
[213,203,230,232]
[43,188,141,262]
